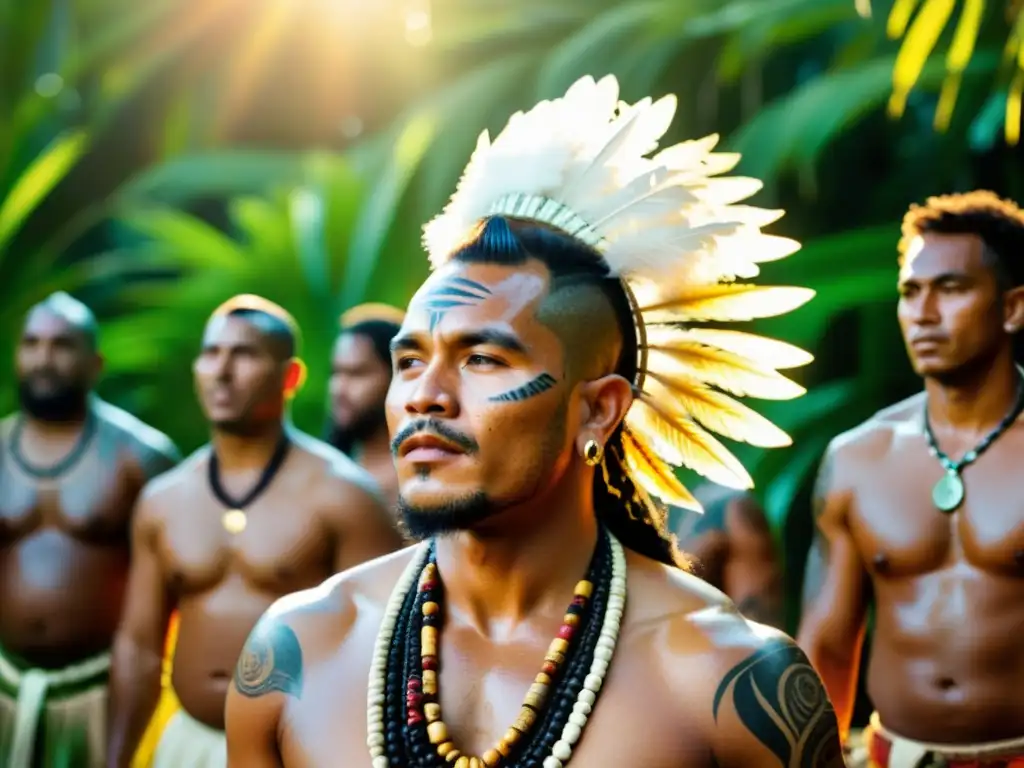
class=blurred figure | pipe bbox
[0,292,179,768]
[798,192,1024,767]
[326,303,405,512]
[106,295,401,768]
[670,484,784,629]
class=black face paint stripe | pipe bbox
[489,373,557,402]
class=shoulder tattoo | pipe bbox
[713,638,843,768]
[233,619,304,700]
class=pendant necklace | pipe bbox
[208,432,291,534]
[924,373,1024,513]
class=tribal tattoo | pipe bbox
[489,373,557,402]
[713,638,844,768]
[233,617,304,699]
[423,277,492,330]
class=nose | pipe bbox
[404,363,458,417]
[906,289,941,326]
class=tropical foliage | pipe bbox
[4,0,1022,648]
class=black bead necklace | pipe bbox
[207,432,291,534]
[9,408,97,479]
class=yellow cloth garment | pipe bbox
[131,613,181,768]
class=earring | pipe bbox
[583,439,603,466]
[1006,322,1019,333]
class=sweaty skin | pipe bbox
[106,435,400,764]
[106,307,403,768]
[0,401,178,668]
[225,260,843,768]
[799,397,1024,743]
[672,484,784,630]
[799,230,1024,744]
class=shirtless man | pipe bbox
[225,76,843,768]
[798,191,1024,767]
[0,293,178,768]
[327,303,405,512]
[106,295,401,768]
[671,484,785,629]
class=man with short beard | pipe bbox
[106,295,401,768]
[327,303,405,513]
[0,292,180,768]
[225,76,842,768]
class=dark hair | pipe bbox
[342,319,402,371]
[449,215,685,568]
[899,190,1024,288]
[210,295,300,360]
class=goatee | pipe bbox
[398,491,497,539]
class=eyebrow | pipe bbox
[390,328,528,356]
[899,271,971,286]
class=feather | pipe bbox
[645,326,813,370]
[638,282,814,322]
[627,394,753,489]
[644,344,806,401]
[643,372,793,447]
[621,427,703,511]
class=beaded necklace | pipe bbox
[366,529,626,768]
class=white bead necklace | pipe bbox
[365,534,627,767]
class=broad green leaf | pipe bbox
[118,207,247,269]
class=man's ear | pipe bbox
[574,374,634,455]
[1004,285,1024,334]
[283,358,307,399]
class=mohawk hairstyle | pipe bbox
[210,294,301,359]
[450,215,684,569]
[899,190,1024,287]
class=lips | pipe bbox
[399,434,464,460]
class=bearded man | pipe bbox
[225,76,843,768]
[0,292,179,768]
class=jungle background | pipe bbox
[4,0,1023,725]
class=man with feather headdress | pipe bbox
[224,76,844,768]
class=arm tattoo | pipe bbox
[424,277,492,330]
[713,638,844,767]
[489,373,556,402]
[233,619,304,699]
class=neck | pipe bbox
[433,471,599,634]
[211,422,286,470]
[925,354,1022,434]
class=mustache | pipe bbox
[390,418,479,456]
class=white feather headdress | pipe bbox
[423,75,814,511]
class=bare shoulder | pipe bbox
[821,393,924,483]
[93,399,181,478]
[629,562,842,767]
[240,546,421,669]
[289,430,383,504]
[133,448,206,527]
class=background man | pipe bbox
[799,191,1024,767]
[326,303,405,512]
[106,295,402,768]
[0,292,179,768]
[670,484,785,629]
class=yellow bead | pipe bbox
[454,757,470,768]
[425,702,442,722]
[534,672,551,686]
[574,580,593,598]
[548,638,569,655]
[483,749,502,766]
[438,741,455,757]
[423,670,438,695]
[445,749,462,763]
[424,601,440,615]
[427,720,448,744]
[469,759,483,768]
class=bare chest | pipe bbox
[157,489,334,596]
[849,439,1024,577]
[279,618,708,768]
[0,447,139,544]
